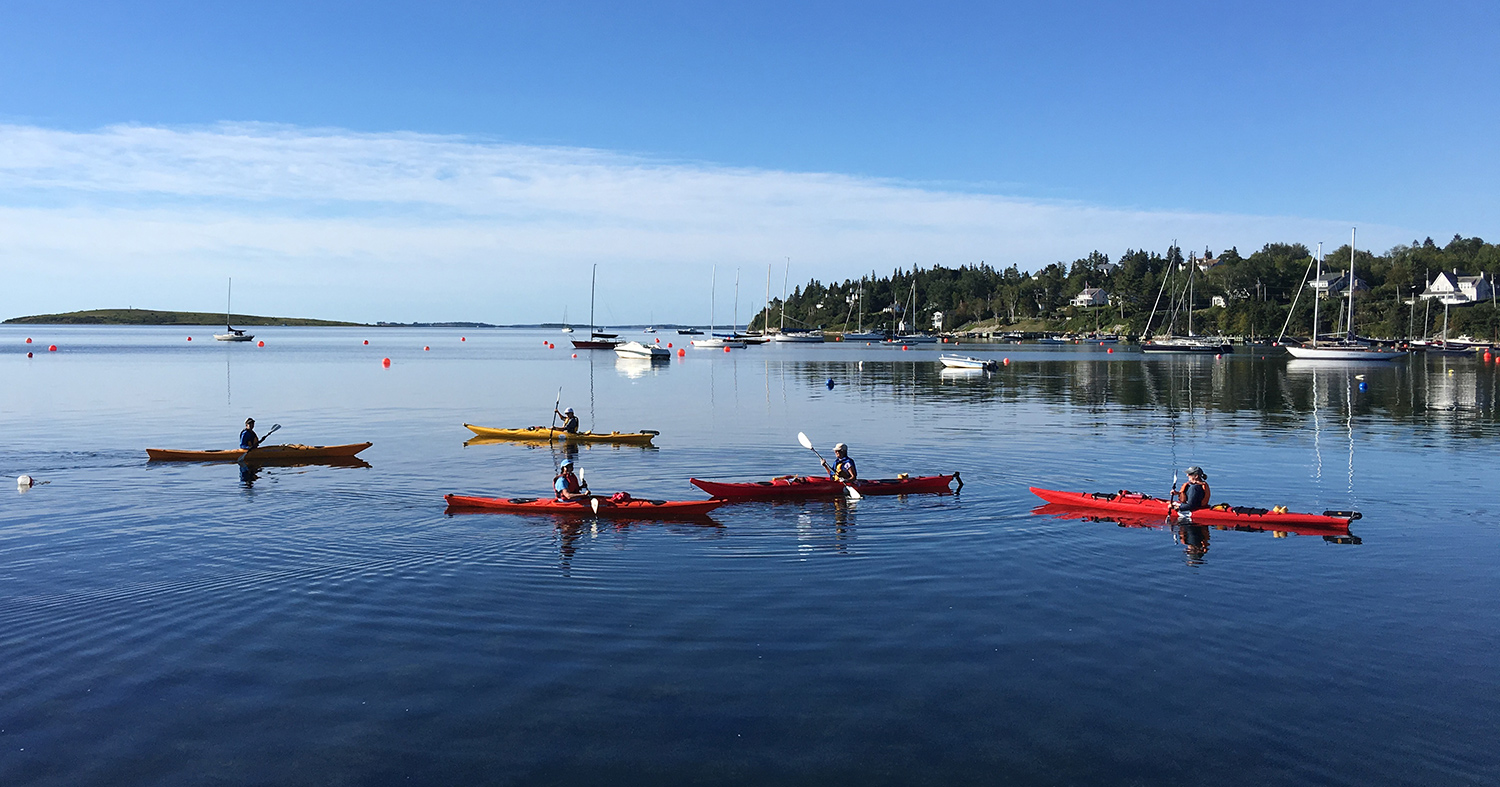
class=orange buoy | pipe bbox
[723,346,731,353]
[382,358,391,367]
[25,338,32,344]
[902,345,908,350]
[667,342,672,348]
[257,341,265,347]
[571,353,578,358]
[677,348,685,357]
[423,346,429,351]
[1107,347,1113,353]
[363,340,369,345]
[48,345,57,352]
[1003,358,1010,365]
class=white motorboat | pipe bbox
[614,340,670,359]
[938,354,996,370]
[841,331,885,342]
[884,335,939,345]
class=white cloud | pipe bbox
[0,122,1409,323]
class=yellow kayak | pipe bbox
[462,424,658,445]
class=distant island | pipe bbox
[4,309,365,326]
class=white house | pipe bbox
[1420,270,1493,305]
[1071,287,1108,307]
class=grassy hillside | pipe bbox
[4,309,364,326]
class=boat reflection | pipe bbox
[553,517,724,576]
[239,457,371,488]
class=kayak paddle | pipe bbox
[579,468,599,514]
[796,432,861,500]
[549,387,562,446]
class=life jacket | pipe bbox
[831,456,856,481]
[1180,481,1209,511]
[554,471,581,498]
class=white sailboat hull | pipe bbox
[1284,345,1406,361]
[614,341,670,359]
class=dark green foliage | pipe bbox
[755,236,1500,340]
[4,309,363,326]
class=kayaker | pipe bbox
[554,407,580,434]
[821,443,857,483]
[1171,466,1211,512]
[554,458,589,501]
[239,419,260,450]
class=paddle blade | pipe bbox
[590,498,600,514]
[797,432,814,450]
[844,485,862,500]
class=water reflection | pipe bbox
[769,353,1500,434]
[237,457,372,489]
[554,518,724,576]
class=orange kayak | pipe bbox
[147,442,372,463]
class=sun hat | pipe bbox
[834,443,847,452]
[560,458,574,468]
[1186,466,1206,479]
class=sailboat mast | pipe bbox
[1347,228,1357,343]
[733,268,740,336]
[1312,243,1322,346]
[764,264,772,333]
[710,265,717,335]
[226,278,232,329]
[589,264,597,334]
[781,258,790,333]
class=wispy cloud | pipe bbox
[0,123,1408,323]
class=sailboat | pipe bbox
[560,307,574,333]
[692,266,746,349]
[213,279,254,342]
[771,258,825,342]
[1285,230,1406,360]
[570,265,621,349]
[883,274,937,344]
[842,276,885,341]
[1140,246,1232,353]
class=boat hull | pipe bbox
[1028,487,1354,530]
[691,474,958,500]
[147,442,372,463]
[1140,339,1233,353]
[463,424,658,445]
[614,341,670,359]
[1284,345,1406,360]
[571,339,621,349]
[938,355,994,370]
[444,494,723,519]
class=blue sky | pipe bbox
[1,1,1495,323]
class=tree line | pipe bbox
[751,235,1500,340]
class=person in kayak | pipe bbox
[1171,466,1211,512]
[554,458,589,501]
[239,418,260,450]
[554,406,580,433]
[821,443,857,483]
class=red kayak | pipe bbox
[1028,487,1358,531]
[444,494,724,519]
[1030,503,1357,538]
[690,473,959,500]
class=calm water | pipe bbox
[3,326,1498,786]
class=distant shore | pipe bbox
[1,309,708,330]
[4,309,365,326]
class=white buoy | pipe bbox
[18,475,35,489]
